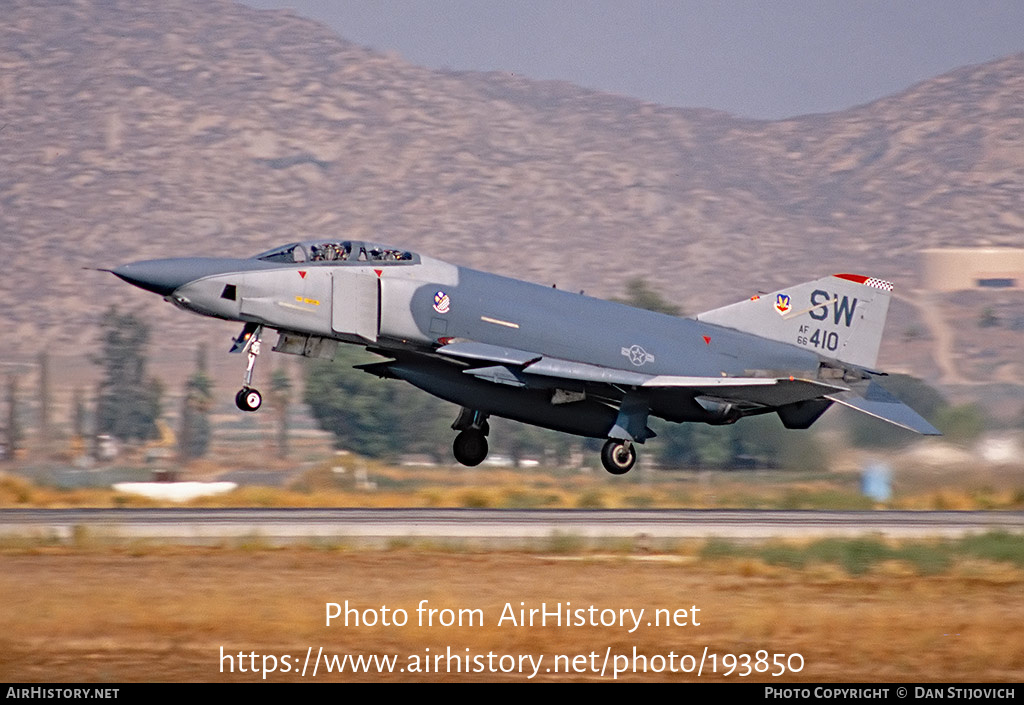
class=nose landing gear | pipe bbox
[232,323,264,412]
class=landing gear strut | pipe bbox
[601,439,636,475]
[234,324,263,412]
[452,408,490,467]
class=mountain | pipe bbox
[1,0,1022,389]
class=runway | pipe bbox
[1,508,1022,547]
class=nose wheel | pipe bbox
[235,387,263,412]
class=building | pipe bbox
[921,248,1024,292]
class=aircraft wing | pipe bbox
[436,341,847,407]
[642,376,849,407]
[435,340,541,367]
[434,340,939,436]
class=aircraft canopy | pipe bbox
[254,240,418,265]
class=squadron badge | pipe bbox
[774,293,791,316]
[433,290,451,314]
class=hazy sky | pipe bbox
[242,0,1024,119]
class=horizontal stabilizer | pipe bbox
[825,381,941,435]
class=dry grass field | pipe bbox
[5,452,1024,512]
[2,450,1022,683]
[1,545,1021,683]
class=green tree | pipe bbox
[4,376,22,460]
[730,415,783,466]
[179,346,213,460]
[691,425,736,467]
[93,308,163,442]
[652,419,696,467]
[652,412,824,470]
[304,348,453,461]
[491,417,574,467]
[72,387,86,439]
[70,387,87,458]
[614,278,684,316]
[933,403,986,447]
[37,351,50,448]
[269,363,292,458]
[651,420,741,469]
[847,374,946,449]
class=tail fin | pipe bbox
[696,274,894,369]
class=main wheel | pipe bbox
[453,430,488,467]
[600,439,636,475]
[235,387,262,412]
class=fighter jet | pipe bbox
[111,239,939,474]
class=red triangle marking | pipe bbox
[703,336,711,345]
[298,271,307,279]
[374,269,383,278]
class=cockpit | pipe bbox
[254,240,418,266]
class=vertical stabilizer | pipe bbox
[696,274,894,369]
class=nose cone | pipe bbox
[110,257,253,297]
[111,259,198,296]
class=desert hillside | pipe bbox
[1,0,1022,390]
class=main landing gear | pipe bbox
[600,439,636,475]
[448,408,639,475]
[453,429,488,467]
[452,408,490,467]
[233,324,263,412]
